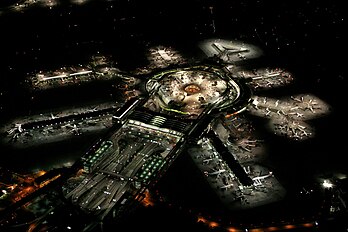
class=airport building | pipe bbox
[62,64,254,223]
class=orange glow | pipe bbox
[250,229,264,232]
[266,227,279,231]
[208,221,219,228]
[8,184,16,191]
[39,174,61,188]
[13,186,36,202]
[225,112,239,118]
[226,227,240,232]
[196,216,220,229]
[302,223,314,227]
[140,190,154,207]
[184,84,201,94]
[27,222,37,232]
[283,224,296,229]
[77,169,85,176]
[197,216,207,223]
[36,170,46,177]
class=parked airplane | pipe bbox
[202,158,222,165]
[208,168,226,176]
[7,123,23,135]
[252,171,273,181]
[220,183,234,189]
[291,95,304,103]
[50,113,58,119]
[65,124,81,136]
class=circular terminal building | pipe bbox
[144,65,252,119]
[61,64,264,227]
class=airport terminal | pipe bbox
[0,1,346,232]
